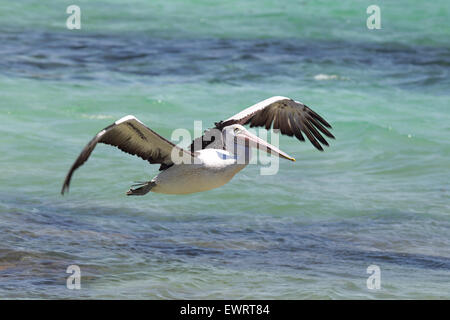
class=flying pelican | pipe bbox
[61,96,334,196]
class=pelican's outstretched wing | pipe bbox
[61,115,196,194]
[191,96,334,152]
[222,96,334,150]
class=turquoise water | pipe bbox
[1,0,449,299]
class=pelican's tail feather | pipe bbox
[126,181,156,196]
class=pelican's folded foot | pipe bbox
[126,181,156,196]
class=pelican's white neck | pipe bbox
[228,141,253,164]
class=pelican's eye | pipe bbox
[234,128,240,134]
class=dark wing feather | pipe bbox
[189,127,224,152]
[61,115,196,194]
[224,96,334,151]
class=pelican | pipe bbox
[61,96,334,196]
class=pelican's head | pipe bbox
[222,124,296,162]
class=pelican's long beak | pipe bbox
[236,130,296,162]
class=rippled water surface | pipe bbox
[0,0,449,299]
